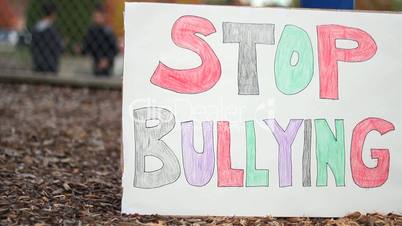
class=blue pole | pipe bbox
[300,0,354,9]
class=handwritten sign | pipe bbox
[122,3,402,216]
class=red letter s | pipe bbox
[151,16,221,94]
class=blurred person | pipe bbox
[30,2,63,73]
[80,4,118,76]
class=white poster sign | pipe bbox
[122,3,402,216]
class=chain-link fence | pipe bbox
[0,0,124,78]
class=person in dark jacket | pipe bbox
[81,5,118,76]
[31,3,63,73]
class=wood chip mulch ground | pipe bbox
[1,83,401,225]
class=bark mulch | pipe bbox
[0,83,401,225]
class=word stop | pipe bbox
[151,16,377,100]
